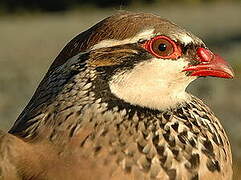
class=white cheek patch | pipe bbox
[91,29,155,50]
[109,58,196,110]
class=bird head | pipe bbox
[50,12,234,110]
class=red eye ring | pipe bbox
[143,35,182,59]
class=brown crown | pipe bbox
[49,12,175,71]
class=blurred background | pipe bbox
[0,0,240,178]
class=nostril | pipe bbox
[197,47,213,62]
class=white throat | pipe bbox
[109,58,196,110]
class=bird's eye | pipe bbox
[143,36,182,59]
[152,38,173,56]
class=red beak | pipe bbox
[182,48,234,78]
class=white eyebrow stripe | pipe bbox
[170,31,204,46]
[178,34,194,45]
[171,33,194,45]
[91,28,155,50]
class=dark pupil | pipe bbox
[158,43,167,51]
